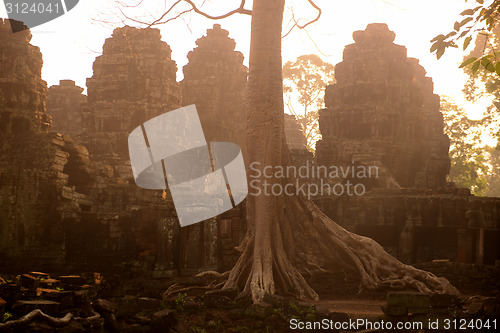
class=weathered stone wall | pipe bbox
[46,80,87,139]
[0,19,88,270]
[316,23,450,189]
[315,188,500,265]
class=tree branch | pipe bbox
[282,0,321,38]
[182,0,252,19]
[118,0,252,28]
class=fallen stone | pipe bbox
[73,289,90,306]
[12,300,60,316]
[36,288,60,297]
[39,278,61,288]
[329,311,350,322]
[150,309,178,332]
[430,293,460,308]
[234,295,252,309]
[408,307,430,314]
[183,298,202,311]
[171,320,190,333]
[113,295,161,317]
[387,292,430,309]
[263,293,287,307]
[227,308,245,321]
[93,298,117,314]
[45,290,74,309]
[29,272,50,279]
[382,305,407,317]
[59,275,86,286]
[466,301,483,316]
[20,274,39,290]
[0,284,21,304]
[203,294,234,309]
[245,302,274,319]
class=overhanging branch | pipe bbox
[283,0,321,38]
[183,0,252,19]
[119,0,252,27]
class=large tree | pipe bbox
[283,54,335,151]
[441,97,489,195]
[120,0,457,302]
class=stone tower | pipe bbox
[47,80,87,138]
[316,23,450,189]
[0,19,86,268]
[181,24,248,156]
[0,19,50,135]
[81,26,181,171]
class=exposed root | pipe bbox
[162,280,226,299]
[0,309,101,332]
[223,183,459,303]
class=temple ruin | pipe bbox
[0,20,499,279]
[316,23,450,190]
[0,19,85,269]
[314,24,500,265]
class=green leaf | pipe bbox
[472,60,480,74]
[460,9,475,16]
[481,58,495,72]
[460,57,477,68]
[477,0,484,4]
[486,63,496,72]
[495,62,500,77]
[430,42,439,52]
[454,21,460,31]
[463,36,472,50]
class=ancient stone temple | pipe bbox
[181,24,248,156]
[316,23,450,189]
[314,24,499,266]
[81,26,181,172]
[0,19,88,269]
[46,80,87,139]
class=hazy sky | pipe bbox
[0,0,488,117]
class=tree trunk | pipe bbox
[224,0,458,303]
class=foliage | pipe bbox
[486,145,500,195]
[287,301,316,321]
[461,24,500,142]
[2,312,12,323]
[441,97,490,194]
[283,54,335,150]
[295,110,321,152]
[174,293,187,312]
[431,0,500,75]
[283,54,335,115]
